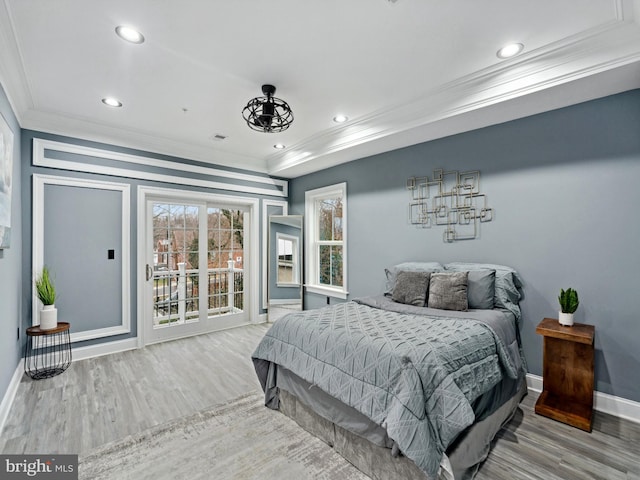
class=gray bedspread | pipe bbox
[252,297,524,479]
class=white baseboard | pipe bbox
[526,373,640,425]
[0,362,24,436]
[525,373,543,394]
[255,313,268,324]
[71,338,139,362]
[268,299,302,306]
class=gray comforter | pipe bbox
[252,297,524,479]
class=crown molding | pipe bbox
[2,0,640,178]
[0,6,268,174]
[267,17,640,177]
[0,0,268,173]
[0,0,34,122]
[20,108,269,173]
[269,60,640,178]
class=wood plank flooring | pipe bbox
[477,394,640,480]
[0,324,268,455]
[2,323,639,479]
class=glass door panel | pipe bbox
[151,203,200,327]
[207,207,245,317]
[146,199,248,345]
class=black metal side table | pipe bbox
[24,322,72,380]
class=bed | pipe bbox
[252,262,527,480]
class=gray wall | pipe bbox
[0,82,22,401]
[20,129,286,352]
[289,89,640,403]
[43,185,123,331]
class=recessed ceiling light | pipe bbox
[497,43,524,59]
[115,25,145,44]
[102,97,123,108]
[274,143,286,150]
[333,114,349,123]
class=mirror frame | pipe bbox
[268,215,303,321]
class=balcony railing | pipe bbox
[153,261,244,327]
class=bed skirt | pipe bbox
[275,373,527,480]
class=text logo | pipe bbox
[0,455,77,480]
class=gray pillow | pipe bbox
[467,270,496,309]
[384,262,444,296]
[428,272,469,311]
[392,271,431,306]
[444,262,523,320]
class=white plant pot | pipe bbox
[558,311,574,327]
[40,304,58,330]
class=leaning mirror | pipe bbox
[268,215,303,322]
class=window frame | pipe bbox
[304,182,348,299]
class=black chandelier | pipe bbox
[242,84,294,133]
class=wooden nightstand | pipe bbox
[535,317,595,432]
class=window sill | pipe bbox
[276,283,301,288]
[305,284,348,300]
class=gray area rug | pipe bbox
[79,391,370,480]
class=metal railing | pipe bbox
[153,261,244,326]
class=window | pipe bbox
[305,183,347,298]
[276,233,300,286]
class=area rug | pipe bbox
[79,391,370,480]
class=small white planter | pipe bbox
[558,311,574,327]
[40,304,58,330]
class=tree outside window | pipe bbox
[305,183,347,299]
[317,197,343,287]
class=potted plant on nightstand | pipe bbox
[558,287,579,326]
[35,266,57,330]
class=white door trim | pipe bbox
[261,199,288,309]
[137,186,259,347]
[32,174,131,342]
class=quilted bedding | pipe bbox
[252,299,524,479]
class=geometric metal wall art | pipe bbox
[407,168,493,242]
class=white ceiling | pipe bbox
[1,0,639,178]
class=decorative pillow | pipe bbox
[444,263,523,321]
[392,271,431,307]
[384,262,444,296]
[467,270,496,309]
[428,272,469,311]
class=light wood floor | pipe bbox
[2,323,639,479]
[0,324,269,455]
[477,394,640,480]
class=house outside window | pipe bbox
[305,182,347,299]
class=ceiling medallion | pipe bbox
[242,84,294,133]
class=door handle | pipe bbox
[146,264,153,281]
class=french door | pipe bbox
[144,196,250,344]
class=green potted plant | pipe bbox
[558,287,579,326]
[35,266,57,330]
